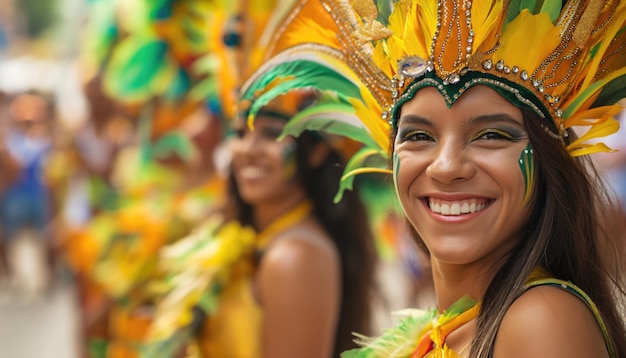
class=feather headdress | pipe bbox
[243,0,625,159]
[355,0,626,157]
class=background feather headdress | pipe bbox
[237,0,395,198]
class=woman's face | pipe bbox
[393,85,532,267]
[230,114,304,207]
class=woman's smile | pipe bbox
[424,196,493,216]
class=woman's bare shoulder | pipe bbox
[493,284,609,358]
[258,226,340,290]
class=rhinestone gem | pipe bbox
[483,59,493,70]
[512,66,519,74]
[447,74,461,84]
[495,60,505,71]
[398,56,429,78]
[521,70,529,80]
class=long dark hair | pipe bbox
[224,130,378,357]
[469,110,626,357]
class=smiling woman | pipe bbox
[328,0,626,355]
[142,90,378,358]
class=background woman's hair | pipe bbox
[225,130,378,357]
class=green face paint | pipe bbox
[392,151,400,200]
[518,143,535,206]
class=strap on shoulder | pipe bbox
[525,278,615,358]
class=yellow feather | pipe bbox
[495,10,561,73]
[579,7,626,91]
[471,0,503,53]
[373,42,394,78]
[416,0,438,50]
[350,88,391,152]
[564,105,623,128]
[567,115,620,155]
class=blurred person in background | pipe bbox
[0,91,21,283]
[0,90,55,297]
[144,91,378,358]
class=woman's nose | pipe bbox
[425,140,475,184]
[231,131,258,156]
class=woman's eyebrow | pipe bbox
[468,113,524,128]
[397,114,433,127]
[398,113,524,129]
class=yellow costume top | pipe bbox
[195,253,263,357]
[144,200,313,358]
[195,200,313,357]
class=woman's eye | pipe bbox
[473,129,514,141]
[400,129,434,142]
[233,128,246,139]
[261,128,282,139]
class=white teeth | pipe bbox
[239,166,266,178]
[428,198,489,216]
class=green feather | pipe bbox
[152,131,196,162]
[506,0,561,24]
[375,0,393,26]
[563,78,613,118]
[279,102,379,148]
[140,325,194,358]
[104,35,176,102]
[84,0,119,69]
[539,0,562,22]
[163,68,192,101]
[505,0,521,24]
[335,147,389,203]
[341,308,436,358]
[590,73,626,108]
[243,60,362,117]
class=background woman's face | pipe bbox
[230,114,303,207]
[393,85,532,267]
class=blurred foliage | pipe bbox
[16,0,59,38]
